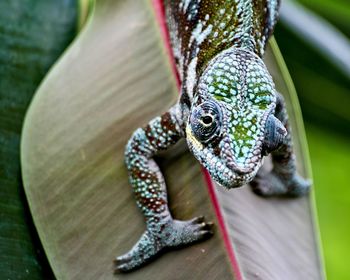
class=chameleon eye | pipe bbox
[190,100,222,143]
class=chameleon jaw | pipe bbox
[186,124,261,189]
[185,124,203,151]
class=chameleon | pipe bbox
[115,0,310,272]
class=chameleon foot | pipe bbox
[114,216,213,273]
[250,171,311,197]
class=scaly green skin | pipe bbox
[115,0,310,272]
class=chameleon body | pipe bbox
[115,0,310,272]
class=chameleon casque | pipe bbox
[115,0,310,272]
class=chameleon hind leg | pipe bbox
[251,93,311,197]
[114,105,213,273]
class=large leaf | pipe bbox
[21,0,324,279]
[0,0,78,278]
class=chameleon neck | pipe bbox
[166,0,280,92]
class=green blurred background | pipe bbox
[0,0,349,279]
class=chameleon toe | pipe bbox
[189,215,205,224]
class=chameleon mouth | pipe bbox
[202,152,261,189]
[186,125,261,189]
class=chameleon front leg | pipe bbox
[114,105,213,273]
[251,94,311,196]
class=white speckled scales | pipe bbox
[165,0,280,92]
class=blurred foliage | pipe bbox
[297,0,350,37]
[276,23,350,132]
[276,0,350,279]
[306,124,350,280]
[275,3,350,134]
[0,0,78,279]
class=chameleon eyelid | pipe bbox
[190,100,223,143]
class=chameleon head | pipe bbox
[185,49,287,188]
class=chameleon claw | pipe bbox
[205,230,214,236]
[197,221,214,231]
[190,216,205,224]
[188,216,214,232]
[196,230,214,239]
[205,221,214,228]
[286,176,311,197]
[114,255,130,266]
[114,263,130,274]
